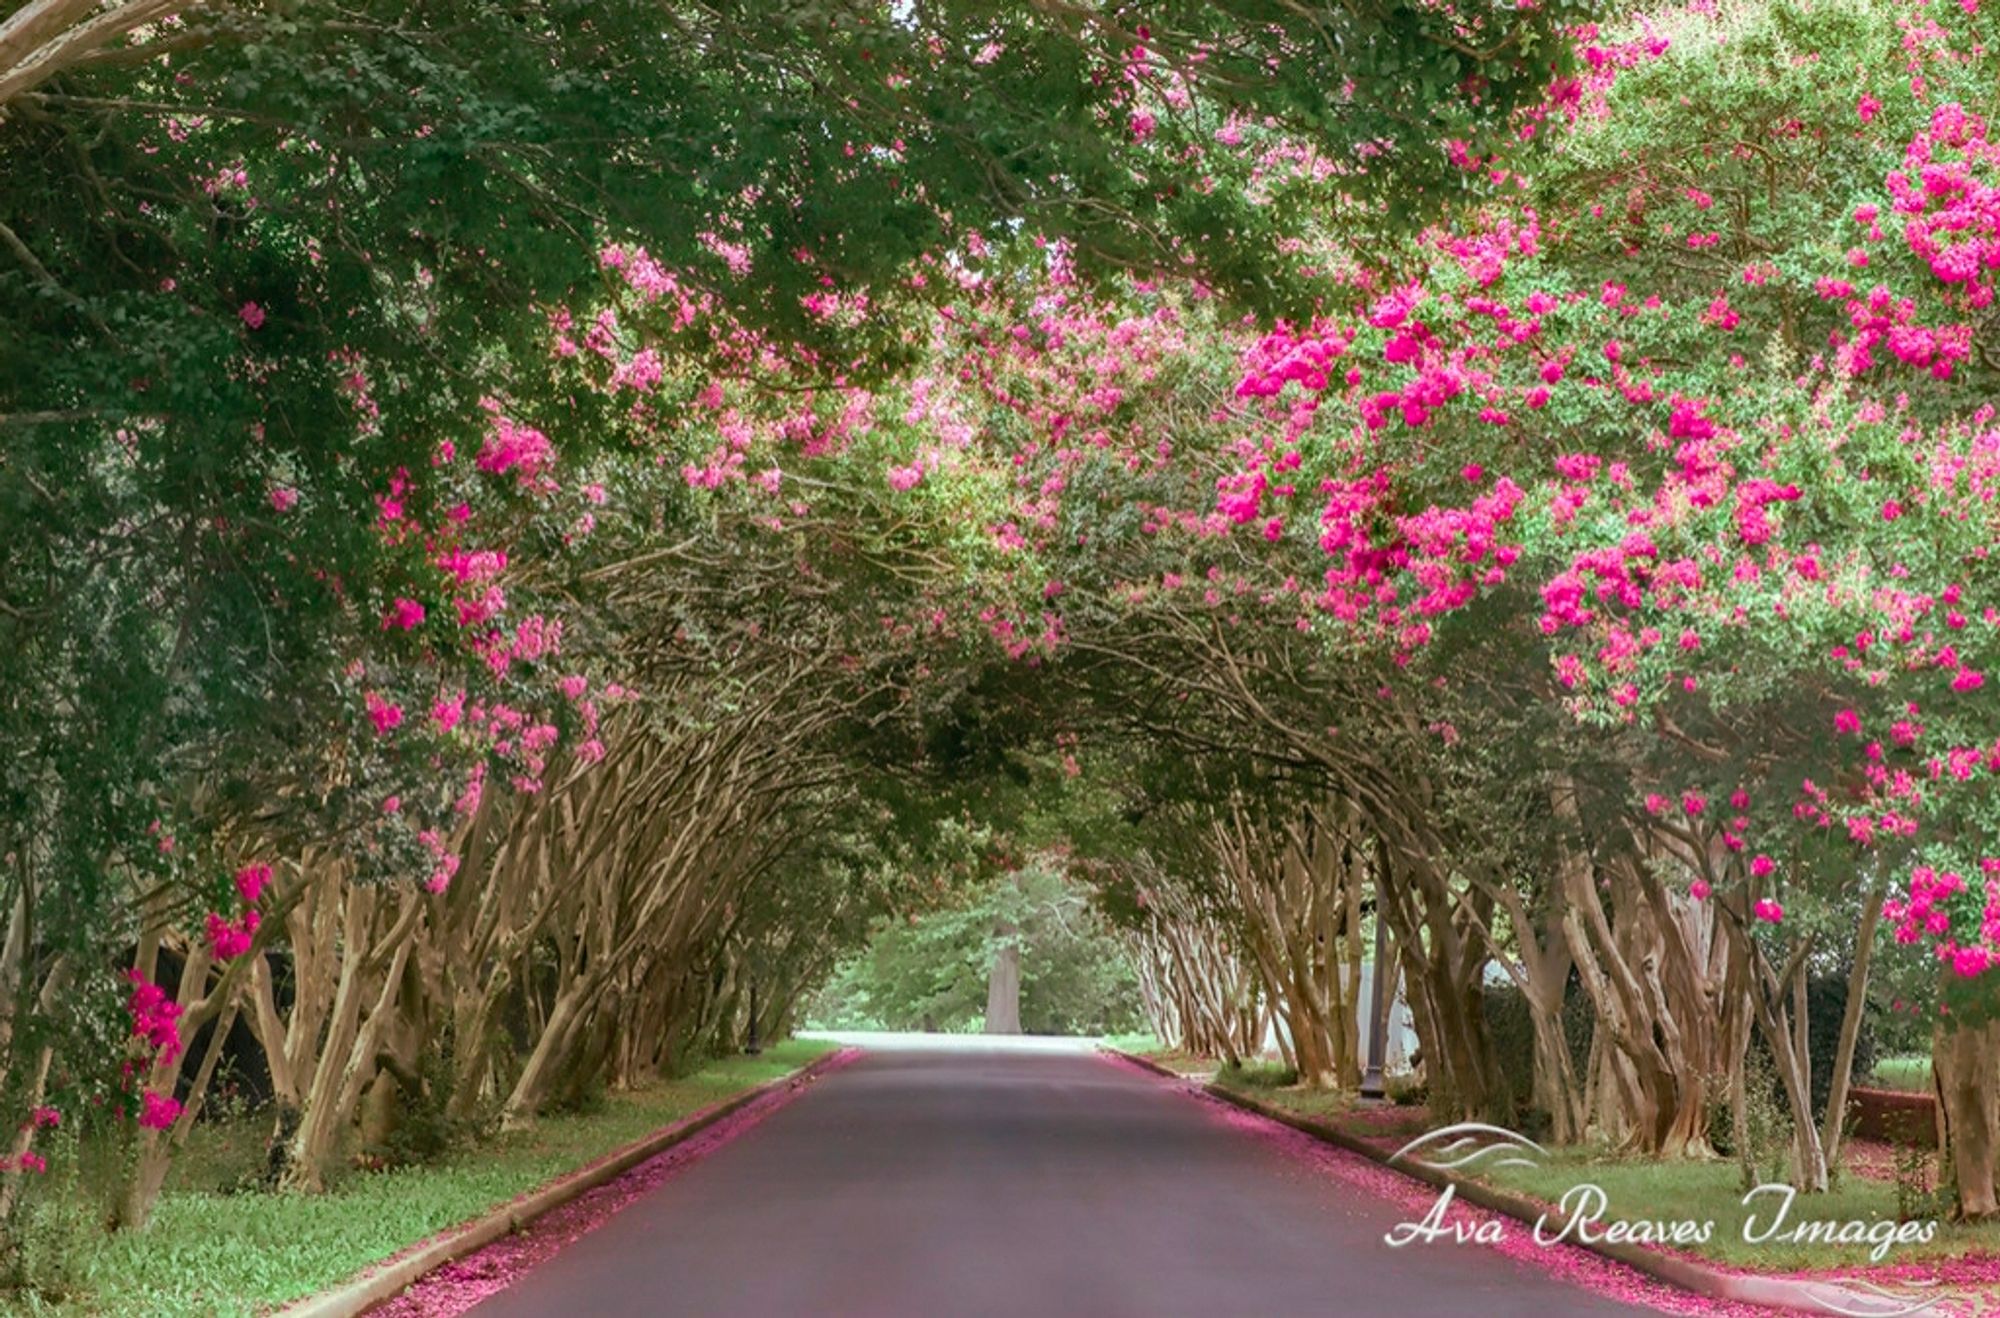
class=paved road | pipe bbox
[469,1043,1656,1317]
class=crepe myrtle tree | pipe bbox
[649,0,2000,1199]
[644,0,2000,1184]
[1,0,1591,1217]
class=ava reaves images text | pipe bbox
[1386,1183,1938,1262]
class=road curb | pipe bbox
[1103,1047,1186,1081]
[279,1047,857,1318]
[1100,1047,1909,1318]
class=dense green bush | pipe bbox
[1482,980,1595,1137]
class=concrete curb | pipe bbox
[279,1047,857,1318]
[1100,1047,1919,1318]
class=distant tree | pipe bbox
[812,860,1143,1037]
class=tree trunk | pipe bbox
[984,930,1022,1035]
[1820,882,1884,1174]
[1528,997,1583,1145]
[1934,1013,2000,1220]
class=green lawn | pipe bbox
[1100,1034,1219,1078]
[13,1039,831,1317]
[1209,1065,1430,1140]
[1865,1054,1933,1093]
[1207,1072,2000,1273]
[1484,1151,2000,1271]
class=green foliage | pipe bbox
[1482,983,1595,1139]
[1487,1151,2000,1271]
[811,861,1143,1035]
[1386,1075,1429,1108]
[1702,1044,1796,1190]
[8,1042,830,1317]
[1214,1059,1298,1090]
[1804,971,1876,1118]
[364,1048,484,1171]
[0,0,1575,1127]
[1893,1141,1949,1223]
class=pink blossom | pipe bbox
[383,598,426,631]
[240,301,265,329]
[1689,878,1712,901]
[1753,899,1784,924]
[269,486,298,513]
[476,401,555,487]
[1751,854,1775,878]
[425,852,460,894]
[126,974,182,1065]
[204,909,258,960]
[234,863,272,905]
[137,1090,182,1132]
[365,691,404,735]
[431,690,465,733]
[1952,945,1990,977]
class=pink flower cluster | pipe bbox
[366,690,405,735]
[1884,864,1966,948]
[236,862,272,905]
[475,400,557,490]
[138,1089,183,1132]
[204,909,259,960]
[126,970,186,1130]
[126,971,183,1065]
[204,860,272,962]
[4,1103,63,1170]
[383,597,427,631]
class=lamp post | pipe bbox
[1361,898,1389,1099]
[745,979,762,1056]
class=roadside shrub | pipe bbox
[1217,1059,1298,1089]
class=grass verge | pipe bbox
[1207,1066,2000,1274]
[1099,1035,1218,1078]
[1482,1151,2000,1271]
[16,1039,831,1317]
[1209,1063,1431,1140]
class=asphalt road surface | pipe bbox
[468,1040,1657,1317]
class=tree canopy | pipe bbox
[8,0,2000,1277]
